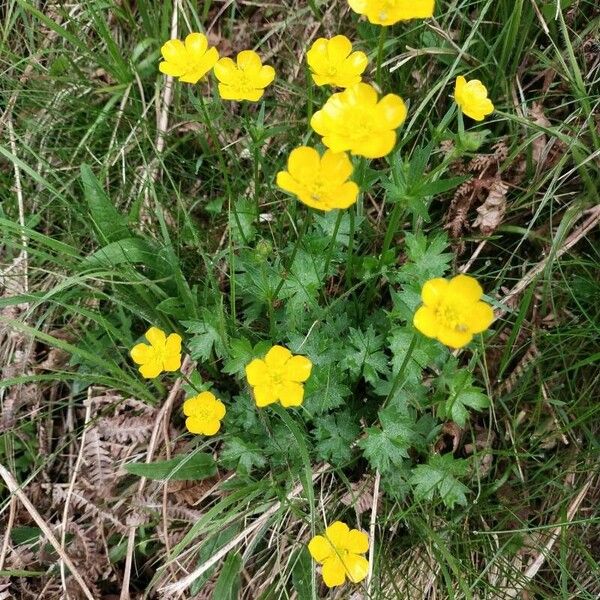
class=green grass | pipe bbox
[1,0,599,598]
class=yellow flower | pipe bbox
[276,146,359,211]
[454,76,494,122]
[183,391,226,435]
[348,0,435,25]
[130,327,182,378]
[214,50,275,102]
[308,521,369,588]
[306,35,368,88]
[413,274,494,349]
[159,33,219,84]
[245,345,312,408]
[310,83,407,159]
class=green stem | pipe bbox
[345,209,356,288]
[375,26,387,87]
[273,211,312,300]
[384,332,418,407]
[323,210,344,281]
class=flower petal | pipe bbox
[321,556,346,588]
[284,355,313,382]
[213,57,237,84]
[130,343,152,365]
[413,306,439,339]
[145,326,166,347]
[264,345,292,368]
[255,65,275,88]
[184,32,208,57]
[139,360,162,379]
[437,326,472,349]
[320,150,353,185]
[201,418,221,436]
[325,521,349,547]
[287,146,321,181]
[448,274,483,303]
[161,39,185,63]
[345,529,369,554]
[253,384,278,407]
[421,277,448,306]
[279,381,304,407]
[351,130,396,159]
[159,61,185,77]
[308,535,332,562]
[327,182,359,209]
[211,399,227,420]
[236,50,262,74]
[376,94,407,129]
[245,359,269,386]
[343,553,369,583]
[276,171,304,197]
[469,301,494,334]
[327,35,352,63]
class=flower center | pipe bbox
[326,65,338,76]
[192,403,213,421]
[234,72,255,93]
[269,366,286,387]
[435,302,469,332]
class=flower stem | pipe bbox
[375,26,388,87]
[323,209,344,282]
[384,332,418,407]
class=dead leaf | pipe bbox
[472,179,509,235]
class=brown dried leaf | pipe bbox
[472,179,509,235]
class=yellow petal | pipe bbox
[325,521,349,547]
[352,130,396,159]
[201,418,221,436]
[469,301,494,334]
[162,352,182,372]
[347,82,378,106]
[284,355,313,382]
[213,57,237,84]
[184,32,208,56]
[421,277,449,306]
[255,65,275,88]
[165,333,182,354]
[321,556,346,588]
[376,94,407,129]
[448,274,483,303]
[161,39,185,63]
[345,529,369,554]
[348,0,369,12]
[437,326,472,349]
[183,395,201,417]
[343,553,369,583]
[327,35,352,63]
[245,359,269,386]
[327,182,359,209]
[218,83,244,101]
[130,343,152,365]
[253,384,278,407]
[287,146,320,181]
[276,171,304,197]
[139,360,162,379]
[185,416,205,434]
[159,61,185,77]
[236,50,262,74]
[308,535,332,562]
[320,150,353,185]
[145,326,166,347]
[264,345,292,368]
[413,306,439,339]
[279,381,304,407]
[210,399,227,420]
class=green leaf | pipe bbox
[183,307,228,361]
[222,338,272,376]
[291,546,314,599]
[221,437,266,475]
[212,552,242,600]
[314,412,359,465]
[410,454,469,508]
[125,452,216,481]
[396,232,452,284]
[80,238,158,270]
[81,164,129,243]
[342,326,389,384]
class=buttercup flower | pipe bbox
[276,146,359,211]
[348,0,435,25]
[245,345,312,408]
[454,76,494,121]
[413,274,494,349]
[183,391,226,435]
[214,50,275,102]
[310,83,407,159]
[306,35,368,88]
[130,327,182,378]
[159,33,219,84]
[308,521,369,588]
